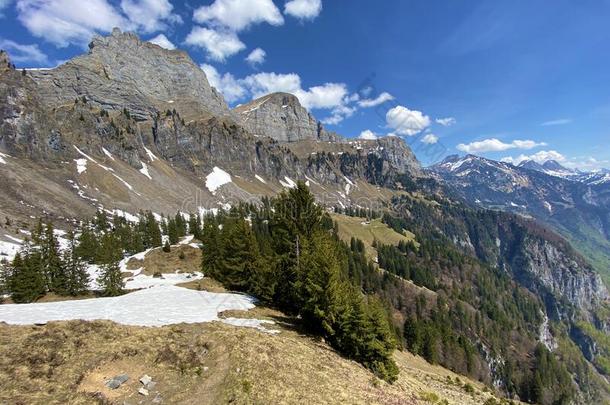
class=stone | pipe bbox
[106,374,128,389]
[138,387,149,396]
[139,374,152,385]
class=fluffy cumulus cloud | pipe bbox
[16,0,129,47]
[185,27,245,62]
[15,0,181,47]
[436,117,456,126]
[148,33,175,50]
[284,0,322,20]
[386,105,431,136]
[193,0,284,31]
[120,0,181,33]
[457,138,546,153]
[200,64,247,103]
[0,38,48,64]
[245,47,266,66]
[358,92,394,108]
[421,133,439,144]
[501,150,566,165]
[358,130,378,140]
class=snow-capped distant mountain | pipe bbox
[430,154,610,279]
[517,159,610,186]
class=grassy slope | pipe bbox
[0,319,512,405]
[332,213,417,260]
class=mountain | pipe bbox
[2,30,610,404]
[234,92,341,142]
[518,158,610,186]
[0,29,422,226]
[432,154,610,284]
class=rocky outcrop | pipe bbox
[234,92,340,143]
[506,234,608,313]
[27,28,230,121]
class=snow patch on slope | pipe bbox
[280,176,297,189]
[139,162,152,179]
[206,167,232,194]
[0,285,264,328]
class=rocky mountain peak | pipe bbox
[542,160,570,172]
[234,92,341,143]
[0,50,11,71]
[518,159,545,171]
[26,28,230,121]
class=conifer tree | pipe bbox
[97,234,124,296]
[167,218,179,245]
[42,222,66,294]
[62,230,90,295]
[144,212,162,248]
[76,223,99,264]
[6,247,46,303]
[163,240,171,252]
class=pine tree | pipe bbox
[42,222,66,294]
[163,240,171,252]
[167,218,179,245]
[62,230,90,295]
[6,247,46,303]
[201,215,221,278]
[76,223,99,263]
[97,234,124,296]
[144,212,162,248]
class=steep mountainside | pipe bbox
[431,154,610,283]
[0,30,422,228]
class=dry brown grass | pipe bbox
[125,244,201,276]
[0,318,509,405]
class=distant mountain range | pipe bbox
[431,154,610,283]
[517,159,610,186]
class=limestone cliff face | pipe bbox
[505,235,608,313]
[27,28,230,121]
[234,92,340,143]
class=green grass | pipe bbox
[332,214,417,260]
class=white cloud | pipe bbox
[436,117,456,126]
[321,104,356,125]
[358,92,394,108]
[0,38,48,64]
[148,33,175,50]
[120,0,181,33]
[200,63,246,103]
[501,150,566,165]
[541,118,572,126]
[185,26,246,62]
[421,133,439,144]
[242,72,347,110]
[358,130,377,140]
[245,47,266,66]
[16,0,130,47]
[457,138,546,153]
[284,0,322,20]
[386,105,431,136]
[193,0,283,32]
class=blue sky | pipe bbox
[1,0,609,169]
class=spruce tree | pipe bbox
[7,247,46,303]
[97,234,124,296]
[42,222,66,294]
[62,230,90,295]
